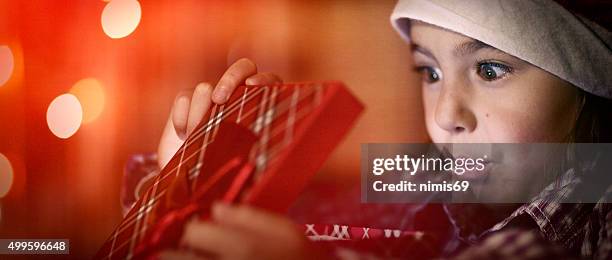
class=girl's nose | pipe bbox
[434,86,476,135]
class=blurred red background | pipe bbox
[0,0,427,257]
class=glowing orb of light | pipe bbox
[70,78,105,124]
[46,94,83,139]
[0,153,13,198]
[0,46,14,87]
[101,0,142,39]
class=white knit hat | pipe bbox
[390,0,612,98]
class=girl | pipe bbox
[122,0,612,259]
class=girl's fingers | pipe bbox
[180,206,309,260]
[211,203,298,239]
[169,60,281,148]
[158,250,206,260]
[181,220,250,259]
[212,58,257,104]
[172,89,194,140]
[158,112,184,169]
[186,83,213,136]
[245,72,283,85]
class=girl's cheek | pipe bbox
[426,109,559,143]
[421,86,575,143]
[484,119,543,143]
[422,101,444,142]
[480,111,568,143]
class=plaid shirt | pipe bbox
[121,153,612,259]
[449,167,612,260]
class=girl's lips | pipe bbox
[459,161,493,182]
[453,154,494,182]
[452,153,493,163]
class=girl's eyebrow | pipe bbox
[411,40,506,62]
[453,40,498,57]
[410,43,437,62]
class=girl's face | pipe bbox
[409,22,582,201]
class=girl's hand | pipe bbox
[158,203,320,260]
[157,58,282,169]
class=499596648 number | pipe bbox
[0,239,69,255]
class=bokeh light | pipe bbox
[0,153,13,198]
[46,94,83,139]
[0,46,14,87]
[101,0,142,39]
[70,78,105,124]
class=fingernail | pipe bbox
[174,95,190,139]
[180,220,195,245]
[212,202,230,219]
[176,94,190,108]
[245,78,255,85]
[213,88,228,103]
[195,83,206,93]
[155,251,169,260]
[203,83,212,94]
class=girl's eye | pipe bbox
[415,66,441,84]
[477,62,512,81]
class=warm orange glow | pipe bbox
[101,0,142,39]
[70,78,105,124]
[0,46,14,87]
[0,153,13,198]
[46,94,83,139]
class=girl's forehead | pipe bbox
[409,23,500,58]
[409,21,529,68]
[409,22,471,44]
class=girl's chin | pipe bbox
[454,162,494,183]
